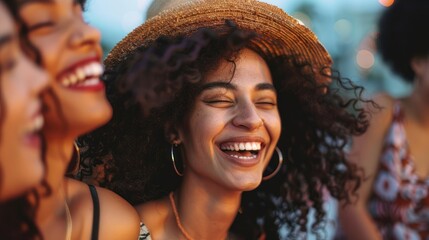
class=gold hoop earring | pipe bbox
[66,141,81,177]
[262,147,283,181]
[171,144,183,177]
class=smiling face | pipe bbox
[19,0,112,137]
[0,2,48,201]
[177,48,281,191]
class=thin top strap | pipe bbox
[88,184,100,240]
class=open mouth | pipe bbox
[58,61,104,88]
[24,114,44,135]
[23,114,44,147]
[219,142,262,160]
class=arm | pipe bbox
[338,94,394,240]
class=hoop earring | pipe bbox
[171,144,184,177]
[66,141,81,176]
[262,147,283,181]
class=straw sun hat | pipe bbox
[105,0,332,80]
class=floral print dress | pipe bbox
[367,103,429,240]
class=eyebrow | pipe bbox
[255,83,276,92]
[200,81,276,93]
[19,0,53,6]
[200,81,237,91]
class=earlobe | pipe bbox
[164,121,181,144]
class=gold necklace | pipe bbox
[64,199,72,240]
[169,192,193,240]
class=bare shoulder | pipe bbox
[357,92,395,142]
[351,93,396,154]
[66,179,140,240]
[95,186,140,240]
[135,197,170,237]
[370,93,395,119]
[348,93,396,202]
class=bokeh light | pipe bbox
[379,0,394,7]
[356,49,375,69]
[334,19,352,42]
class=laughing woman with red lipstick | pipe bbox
[16,0,141,239]
[82,0,373,239]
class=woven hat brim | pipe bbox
[105,0,332,80]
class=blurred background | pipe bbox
[83,0,411,238]
[84,0,412,98]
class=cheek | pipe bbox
[186,116,208,143]
[190,110,229,137]
[2,78,26,129]
[31,37,60,73]
[264,111,281,139]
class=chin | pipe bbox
[82,104,113,132]
[93,107,113,127]
[0,166,43,201]
[230,177,262,192]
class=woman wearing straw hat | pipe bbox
[82,0,372,239]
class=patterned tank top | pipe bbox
[139,223,152,240]
[367,102,429,239]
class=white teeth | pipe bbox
[93,63,103,75]
[59,62,104,87]
[84,65,92,76]
[25,115,44,134]
[34,115,44,131]
[70,75,78,85]
[229,155,257,160]
[76,68,85,81]
[239,143,245,150]
[220,142,262,151]
[245,143,252,150]
[234,143,240,151]
[79,78,99,86]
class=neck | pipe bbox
[406,88,429,126]
[172,175,241,240]
[35,133,75,225]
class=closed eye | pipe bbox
[203,99,235,108]
[256,101,276,105]
[28,21,55,32]
[255,101,277,110]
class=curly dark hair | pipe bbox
[81,22,370,239]
[377,0,429,82]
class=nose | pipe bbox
[232,100,264,130]
[69,19,101,49]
